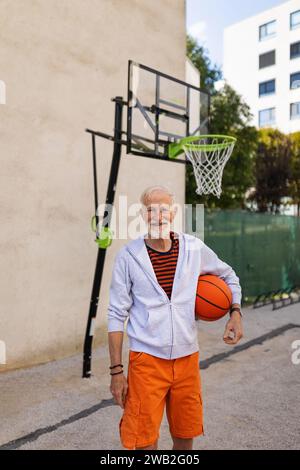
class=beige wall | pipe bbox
[0,0,187,371]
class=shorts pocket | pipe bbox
[129,351,144,364]
[168,391,204,439]
[184,392,204,432]
[119,398,140,450]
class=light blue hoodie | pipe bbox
[107,231,242,360]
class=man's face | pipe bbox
[142,191,176,238]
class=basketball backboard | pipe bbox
[127,60,210,161]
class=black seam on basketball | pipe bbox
[198,279,231,304]
[198,279,231,305]
[196,293,229,311]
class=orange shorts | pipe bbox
[119,350,204,450]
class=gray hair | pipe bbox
[140,185,175,206]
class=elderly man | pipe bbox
[108,185,243,450]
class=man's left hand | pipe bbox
[223,311,243,345]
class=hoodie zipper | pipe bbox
[126,245,179,358]
[169,302,173,359]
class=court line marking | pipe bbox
[200,322,300,369]
[0,399,115,450]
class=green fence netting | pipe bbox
[197,210,300,304]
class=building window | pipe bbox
[290,10,300,30]
[290,102,300,119]
[259,50,276,69]
[290,72,300,89]
[259,20,276,40]
[290,41,300,59]
[259,79,275,96]
[259,108,276,127]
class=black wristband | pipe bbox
[109,363,123,370]
[230,307,241,316]
[110,370,124,376]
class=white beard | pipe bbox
[149,222,171,239]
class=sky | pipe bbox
[186,0,288,69]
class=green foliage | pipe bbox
[249,129,292,213]
[186,34,221,92]
[289,131,300,216]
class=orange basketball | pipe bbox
[195,274,232,321]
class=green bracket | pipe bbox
[91,216,114,249]
[168,142,184,159]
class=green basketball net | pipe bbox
[168,135,237,198]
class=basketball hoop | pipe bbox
[168,134,237,198]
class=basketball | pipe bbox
[195,274,232,321]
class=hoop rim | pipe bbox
[168,134,237,158]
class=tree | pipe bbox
[289,131,300,216]
[249,129,292,213]
[186,34,221,93]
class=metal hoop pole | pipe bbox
[82,96,124,378]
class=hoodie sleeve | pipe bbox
[107,249,133,332]
[199,242,242,310]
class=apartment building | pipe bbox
[224,0,300,133]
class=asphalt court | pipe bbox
[1,301,299,450]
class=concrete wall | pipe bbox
[0,0,186,371]
[223,0,300,133]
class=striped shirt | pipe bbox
[145,231,179,299]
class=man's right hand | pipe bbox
[110,371,128,409]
